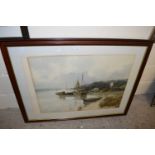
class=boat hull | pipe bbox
[83,97,102,104]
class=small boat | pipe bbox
[83,97,102,104]
[56,91,66,95]
[56,74,87,98]
[65,92,74,95]
[56,91,74,96]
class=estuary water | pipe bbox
[36,90,85,113]
[36,89,102,113]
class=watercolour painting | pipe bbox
[28,54,135,113]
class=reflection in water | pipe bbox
[59,95,66,100]
[36,90,88,113]
[36,89,122,113]
[58,93,87,100]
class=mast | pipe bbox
[75,80,80,90]
[81,73,83,85]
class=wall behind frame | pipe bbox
[0,26,155,109]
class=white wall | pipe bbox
[136,44,155,94]
[28,26,153,39]
[0,26,22,38]
[0,26,154,109]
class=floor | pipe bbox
[0,94,155,129]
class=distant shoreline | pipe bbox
[35,79,127,92]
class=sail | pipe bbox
[75,80,80,90]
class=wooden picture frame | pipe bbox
[0,39,153,122]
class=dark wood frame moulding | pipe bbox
[20,26,30,39]
[0,38,153,122]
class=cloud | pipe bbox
[28,54,135,89]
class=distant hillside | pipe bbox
[80,79,127,91]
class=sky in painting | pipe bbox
[28,55,135,90]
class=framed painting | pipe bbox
[0,39,153,122]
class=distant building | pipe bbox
[110,82,114,88]
[92,88,99,92]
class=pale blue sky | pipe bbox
[28,54,135,90]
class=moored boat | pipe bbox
[56,91,66,95]
[56,91,74,96]
[56,73,88,98]
[83,97,102,104]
